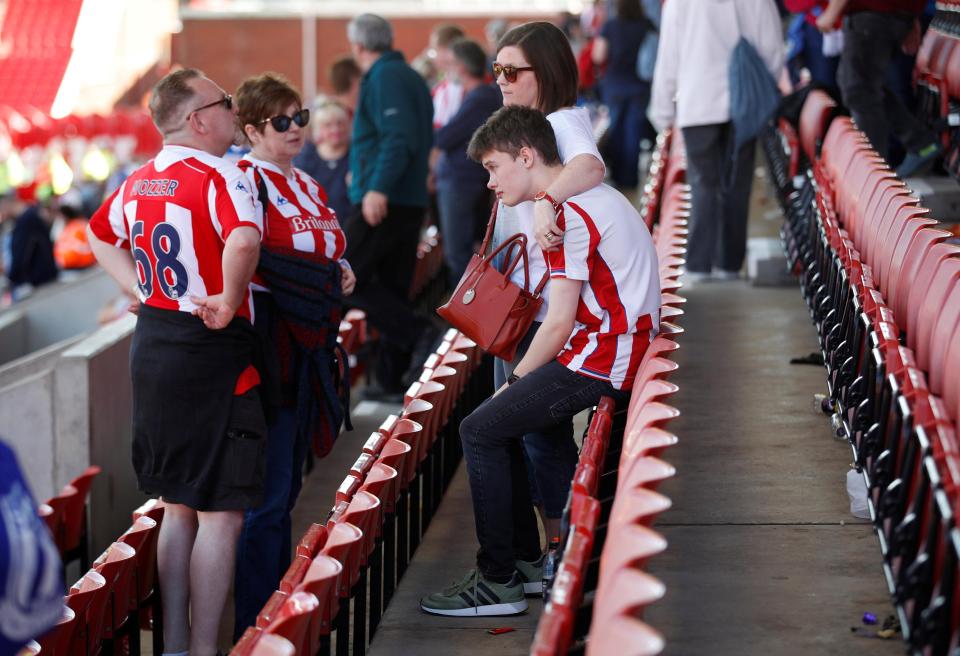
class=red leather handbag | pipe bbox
[437,202,549,361]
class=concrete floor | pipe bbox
[643,280,901,656]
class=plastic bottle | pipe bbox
[542,537,561,600]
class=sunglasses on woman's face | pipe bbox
[492,62,534,83]
[258,108,310,133]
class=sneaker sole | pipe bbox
[522,581,542,596]
[420,599,528,617]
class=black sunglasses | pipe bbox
[258,108,310,133]
[492,63,535,83]
[187,94,232,121]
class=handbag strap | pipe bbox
[478,199,500,255]
[479,198,552,298]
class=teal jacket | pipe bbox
[349,50,433,208]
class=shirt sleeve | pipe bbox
[544,207,590,281]
[369,71,432,195]
[548,110,602,165]
[88,182,130,249]
[648,0,680,131]
[208,163,262,241]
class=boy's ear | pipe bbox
[519,145,536,168]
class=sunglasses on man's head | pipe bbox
[492,63,534,83]
[186,94,233,122]
[258,108,310,133]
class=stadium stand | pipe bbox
[765,72,960,652]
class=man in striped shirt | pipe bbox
[421,105,660,616]
[88,68,263,656]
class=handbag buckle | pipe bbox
[462,288,476,304]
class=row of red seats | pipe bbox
[639,130,686,232]
[915,8,960,177]
[25,498,165,656]
[37,465,101,574]
[0,0,82,112]
[530,129,689,656]
[233,329,490,655]
[409,225,444,301]
[769,88,960,653]
[21,311,375,656]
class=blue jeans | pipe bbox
[436,180,490,288]
[462,361,629,580]
[494,324,579,520]
[601,88,649,189]
[233,406,308,638]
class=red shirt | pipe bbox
[90,145,263,392]
[239,156,346,257]
[90,145,261,318]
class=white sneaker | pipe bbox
[712,269,741,281]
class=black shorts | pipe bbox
[136,388,268,512]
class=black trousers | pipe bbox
[343,202,428,390]
[681,122,755,275]
[838,11,931,159]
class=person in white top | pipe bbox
[490,20,606,545]
[420,105,660,617]
[649,0,784,281]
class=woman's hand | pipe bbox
[534,199,563,251]
[340,261,356,296]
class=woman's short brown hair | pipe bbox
[236,72,302,141]
[497,21,578,115]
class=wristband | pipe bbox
[507,373,520,386]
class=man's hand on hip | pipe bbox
[191,293,238,330]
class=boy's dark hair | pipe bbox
[467,106,561,166]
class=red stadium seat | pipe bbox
[608,486,672,529]
[256,590,290,630]
[263,591,320,654]
[66,569,109,656]
[296,523,328,559]
[585,614,664,656]
[231,628,296,655]
[319,521,365,598]
[279,554,312,594]
[35,605,77,656]
[92,541,137,641]
[292,555,343,654]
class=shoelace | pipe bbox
[441,568,478,596]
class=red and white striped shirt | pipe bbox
[89,145,261,320]
[432,78,464,129]
[238,156,347,269]
[544,184,661,391]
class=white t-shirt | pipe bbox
[493,106,602,321]
[544,183,661,390]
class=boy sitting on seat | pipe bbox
[420,105,661,616]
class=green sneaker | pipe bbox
[420,568,528,617]
[515,555,545,596]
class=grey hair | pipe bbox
[347,14,393,52]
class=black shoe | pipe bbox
[359,383,405,404]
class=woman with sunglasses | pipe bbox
[488,21,606,585]
[231,72,356,639]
